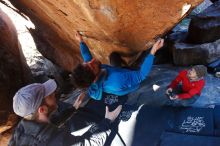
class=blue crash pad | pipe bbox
[167,107,214,136]
[160,132,220,146]
[131,105,216,146]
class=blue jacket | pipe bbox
[80,42,155,100]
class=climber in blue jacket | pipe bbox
[71,31,164,100]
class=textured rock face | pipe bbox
[172,39,220,66]
[9,0,203,71]
[0,8,31,145]
[168,1,220,66]
[187,1,220,44]
[0,8,32,111]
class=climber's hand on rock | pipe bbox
[150,38,164,55]
[75,31,83,42]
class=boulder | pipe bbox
[7,0,203,70]
[0,8,32,145]
[187,1,220,44]
[172,39,220,66]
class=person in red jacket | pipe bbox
[166,65,207,106]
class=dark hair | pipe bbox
[71,64,96,88]
[192,65,207,78]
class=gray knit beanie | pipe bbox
[192,65,207,78]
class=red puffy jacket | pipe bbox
[168,70,205,99]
